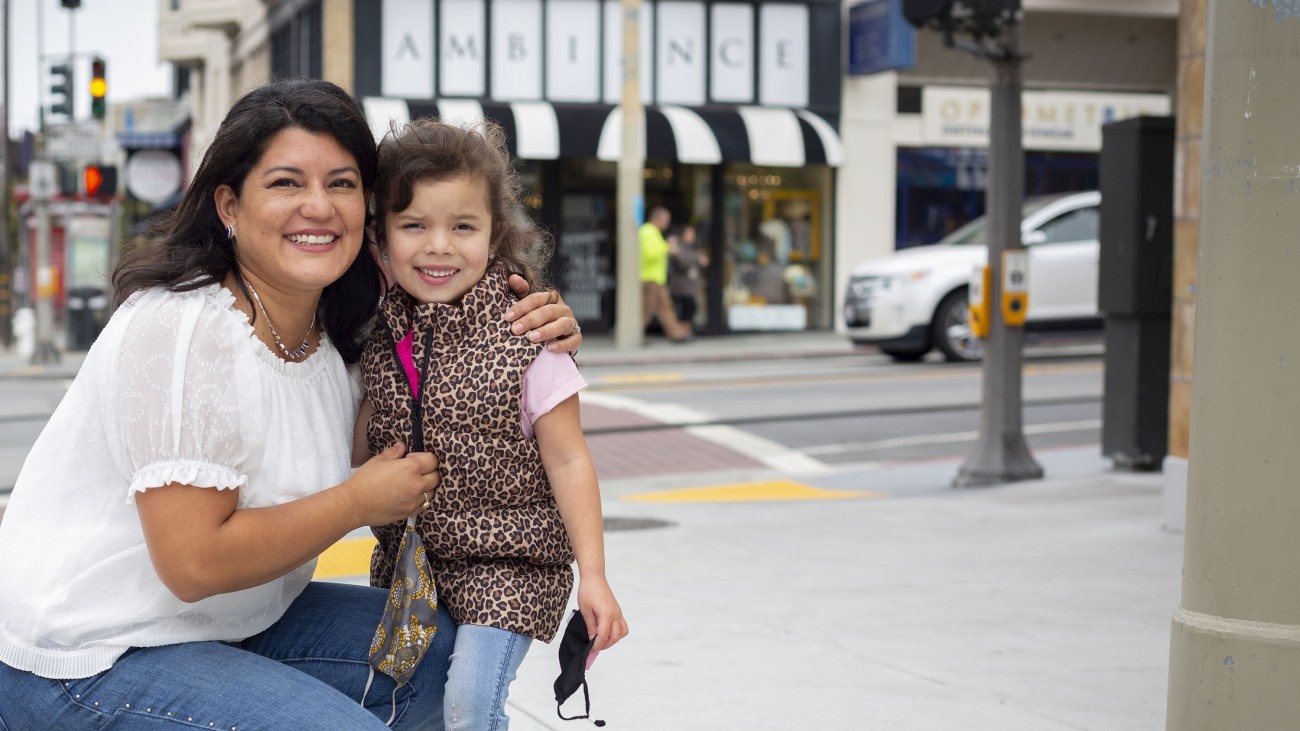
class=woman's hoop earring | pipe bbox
[225,225,235,240]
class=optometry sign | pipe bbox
[921,86,1171,152]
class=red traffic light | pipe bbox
[84,166,103,196]
[82,164,117,198]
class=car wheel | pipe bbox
[932,289,985,362]
[880,346,928,362]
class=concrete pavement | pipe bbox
[497,446,1178,731]
[0,332,1179,730]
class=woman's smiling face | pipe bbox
[383,174,494,305]
[216,127,367,295]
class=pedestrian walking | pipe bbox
[668,224,708,327]
[640,206,693,342]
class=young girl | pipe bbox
[354,118,627,729]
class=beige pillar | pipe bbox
[322,0,355,94]
[1162,0,1206,531]
[1166,2,1300,728]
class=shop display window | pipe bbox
[721,164,831,331]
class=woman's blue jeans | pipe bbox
[0,582,457,730]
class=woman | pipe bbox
[0,79,581,730]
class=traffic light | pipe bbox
[90,57,107,120]
[902,0,1020,37]
[49,62,73,118]
[81,164,117,199]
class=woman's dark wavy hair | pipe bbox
[112,77,381,363]
[373,118,552,290]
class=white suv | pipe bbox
[842,191,1102,361]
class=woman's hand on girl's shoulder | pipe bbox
[504,274,583,354]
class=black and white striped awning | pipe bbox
[362,98,843,168]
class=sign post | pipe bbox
[615,0,645,349]
[28,159,61,364]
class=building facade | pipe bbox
[159,0,1179,337]
[836,0,1178,330]
[160,0,844,336]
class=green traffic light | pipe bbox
[49,62,73,117]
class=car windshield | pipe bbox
[943,196,1061,247]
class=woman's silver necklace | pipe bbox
[244,280,315,360]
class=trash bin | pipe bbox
[66,287,107,351]
[13,307,35,358]
[1098,116,1175,470]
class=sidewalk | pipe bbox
[502,447,1179,731]
[2,331,1170,729]
[0,327,1104,376]
[0,330,857,378]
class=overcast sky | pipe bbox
[8,0,172,136]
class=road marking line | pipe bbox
[803,419,1102,456]
[313,536,376,580]
[623,480,885,503]
[596,372,686,385]
[582,391,831,474]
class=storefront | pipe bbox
[837,0,1178,324]
[891,86,1169,249]
[355,0,843,334]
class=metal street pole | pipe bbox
[953,25,1041,486]
[0,0,11,348]
[30,156,58,364]
[614,0,645,350]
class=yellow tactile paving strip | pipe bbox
[313,481,884,579]
[622,480,885,503]
[314,536,377,580]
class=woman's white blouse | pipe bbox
[0,284,358,679]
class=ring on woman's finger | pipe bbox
[571,321,582,336]
[422,491,432,511]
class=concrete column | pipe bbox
[834,70,897,334]
[1163,0,1208,533]
[1166,2,1300,728]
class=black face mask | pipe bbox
[554,610,606,726]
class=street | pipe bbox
[0,344,1104,496]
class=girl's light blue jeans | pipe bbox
[0,582,457,730]
[443,624,533,731]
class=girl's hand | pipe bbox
[577,576,628,655]
[505,274,583,354]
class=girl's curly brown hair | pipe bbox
[373,118,551,289]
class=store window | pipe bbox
[895,147,1099,250]
[271,1,322,79]
[721,164,832,332]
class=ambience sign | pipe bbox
[382,0,810,107]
